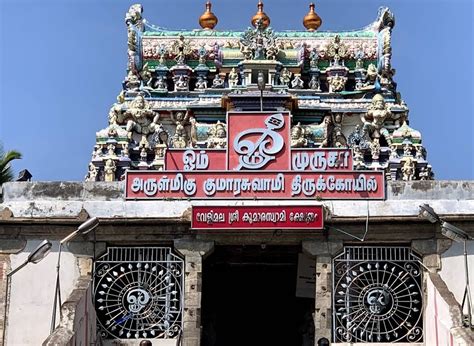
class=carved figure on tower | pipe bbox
[290,122,308,148]
[228,68,239,88]
[196,76,208,90]
[362,94,393,145]
[122,95,161,149]
[240,18,279,61]
[104,159,116,182]
[171,111,191,148]
[207,121,227,148]
[279,68,291,86]
[330,113,347,147]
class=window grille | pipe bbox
[332,246,423,342]
[93,247,184,340]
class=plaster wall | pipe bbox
[5,240,80,346]
[71,278,96,346]
[2,181,474,221]
[425,275,455,346]
[439,241,474,316]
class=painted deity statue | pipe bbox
[401,157,416,181]
[291,74,304,89]
[171,111,190,148]
[309,75,321,91]
[207,121,227,148]
[362,94,393,146]
[330,113,347,147]
[212,74,224,88]
[174,75,189,91]
[85,163,98,182]
[123,95,160,149]
[104,159,116,182]
[365,63,378,86]
[280,68,291,86]
[228,68,239,88]
[290,123,308,148]
[196,76,208,90]
[124,70,141,91]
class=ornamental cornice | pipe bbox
[122,97,222,110]
[142,36,378,61]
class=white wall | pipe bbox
[425,275,455,346]
[5,240,80,346]
[439,240,474,320]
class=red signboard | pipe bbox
[291,148,353,171]
[165,149,226,171]
[227,112,291,171]
[191,205,324,230]
[125,170,385,200]
[125,111,386,201]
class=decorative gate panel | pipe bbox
[93,247,184,340]
[333,246,423,343]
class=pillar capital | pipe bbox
[0,239,26,254]
[302,240,343,258]
[411,238,452,255]
[174,239,214,259]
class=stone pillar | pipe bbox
[411,238,452,272]
[0,239,26,346]
[174,239,214,346]
[302,240,343,343]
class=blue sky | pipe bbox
[0,0,472,181]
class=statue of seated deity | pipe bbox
[228,68,239,88]
[123,70,141,91]
[195,76,208,90]
[212,74,224,88]
[174,75,189,91]
[291,74,304,89]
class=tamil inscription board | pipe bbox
[125,111,385,200]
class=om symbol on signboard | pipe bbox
[232,113,286,170]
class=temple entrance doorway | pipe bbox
[201,245,315,346]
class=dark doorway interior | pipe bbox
[201,246,315,346]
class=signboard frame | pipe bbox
[191,205,325,230]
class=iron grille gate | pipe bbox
[332,246,423,343]
[93,247,184,340]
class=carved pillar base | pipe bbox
[302,240,343,342]
[174,240,214,346]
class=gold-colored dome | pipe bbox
[303,3,322,31]
[199,1,218,30]
[251,0,270,29]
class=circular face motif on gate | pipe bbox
[94,248,184,340]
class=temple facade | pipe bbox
[0,2,473,346]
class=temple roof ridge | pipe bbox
[139,5,395,38]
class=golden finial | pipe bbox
[199,1,218,30]
[251,0,270,29]
[303,3,322,31]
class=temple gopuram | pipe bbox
[85,3,432,183]
[1,2,473,346]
